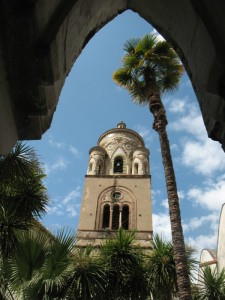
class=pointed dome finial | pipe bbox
[117,121,126,129]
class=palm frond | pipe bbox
[112,68,133,87]
[0,142,43,184]
[12,175,49,219]
[0,206,29,259]
[123,38,140,53]
[122,53,140,69]
[135,34,158,54]
[67,250,108,300]
[198,266,225,299]
[113,33,184,103]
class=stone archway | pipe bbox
[1,0,225,153]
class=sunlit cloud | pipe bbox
[186,233,218,254]
[169,100,225,176]
[187,176,225,211]
[182,138,225,176]
[151,28,165,41]
[183,213,219,232]
[152,212,172,240]
[169,101,205,138]
[160,191,185,209]
[169,98,186,113]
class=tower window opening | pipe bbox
[102,204,110,229]
[144,162,148,174]
[97,164,102,175]
[112,205,120,230]
[122,205,129,230]
[134,163,138,175]
[89,163,93,172]
[114,157,123,173]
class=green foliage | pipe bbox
[198,266,225,300]
[65,247,108,300]
[0,142,42,184]
[100,228,148,299]
[0,142,49,259]
[5,229,76,300]
[113,34,184,105]
[146,235,177,300]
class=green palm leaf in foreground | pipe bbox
[6,229,76,300]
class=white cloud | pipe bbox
[45,156,70,174]
[47,204,64,216]
[51,157,69,171]
[182,138,225,176]
[170,143,179,151]
[47,187,81,218]
[152,212,172,240]
[151,189,162,197]
[48,135,64,149]
[69,145,80,158]
[169,101,225,176]
[169,103,205,139]
[169,98,186,113]
[151,28,165,41]
[66,203,80,217]
[135,125,152,142]
[186,233,217,254]
[183,213,219,232]
[187,177,225,211]
[62,187,81,204]
[160,191,185,209]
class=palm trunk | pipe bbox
[149,92,192,300]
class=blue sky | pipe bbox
[29,10,225,256]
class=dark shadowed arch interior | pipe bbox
[1,0,225,153]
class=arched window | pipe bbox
[114,157,123,173]
[133,163,138,175]
[102,204,110,229]
[97,163,103,175]
[112,204,120,230]
[122,205,129,230]
[89,163,93,172]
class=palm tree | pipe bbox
[146,235,198,300]
[100,228,148,299]
[0,142,49,259]
[5,229,76,300]
[113,34,190,299]
[65,246,108,300]
[147,235,177,300]
[198,266,225,300]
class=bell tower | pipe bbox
[76,122,153,248]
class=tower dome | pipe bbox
[87,122,150,176]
